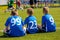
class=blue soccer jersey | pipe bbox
[5,16,25,36]
[42,14,56,32]
[24,16,38,34]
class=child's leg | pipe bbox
[37,24,42,29]
[20,6,24,10]
[26,29,30,34]
[37,25,42,33]
[37,25,46,33]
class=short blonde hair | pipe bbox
[43,7,49,13]
[27,8,34,15]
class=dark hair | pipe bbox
[27,8,34,15]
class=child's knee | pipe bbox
[37,25,42,29]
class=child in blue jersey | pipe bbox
[4,9,26,37]
[38,7,56,32]
[24,8,38,34]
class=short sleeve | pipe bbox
[24,18,28,25]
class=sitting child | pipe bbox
[38,7,56,32]
[24,8,39,34]
[4,9,26,37]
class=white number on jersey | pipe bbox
[29,20,37,29]
[49,17,54,25]
[11,18,21,26]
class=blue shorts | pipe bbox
[4,30,25,37]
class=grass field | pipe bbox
[0,6,60,40]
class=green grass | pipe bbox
[0,6,60,40]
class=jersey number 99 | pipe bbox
[11,18,21,26]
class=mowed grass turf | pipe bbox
[0,6,60,40]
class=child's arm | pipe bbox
[4,17,10,33]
